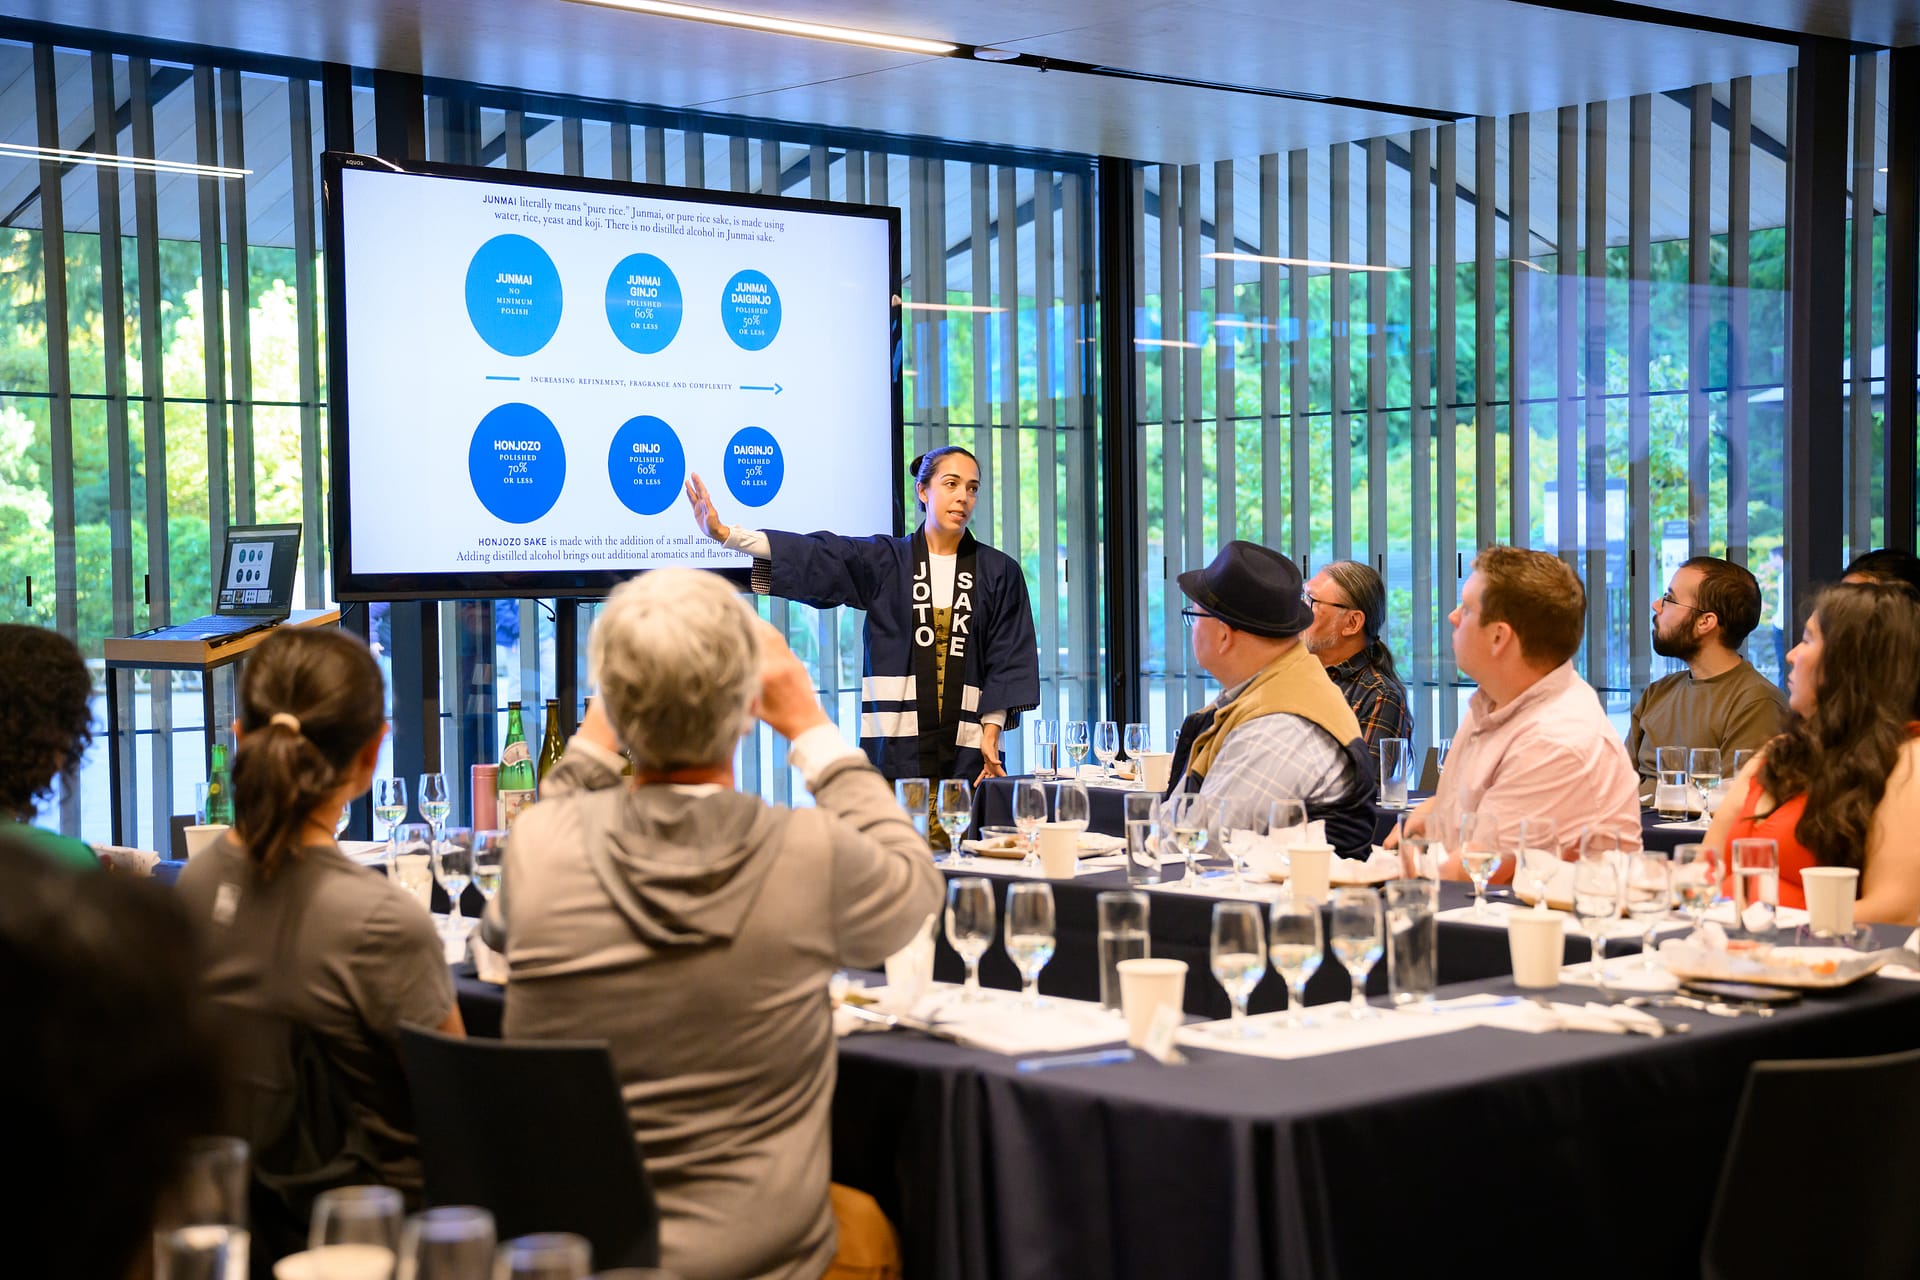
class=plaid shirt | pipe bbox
[1165,676,1356,835]
[1326,651,1414,749]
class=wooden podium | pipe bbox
[103,608,340,846]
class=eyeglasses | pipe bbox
[1659,591,1702,614]
[1181,607,1214,627]
[1305,592,1354,613]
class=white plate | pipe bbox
[1661,943,1891,990]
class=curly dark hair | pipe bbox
[0,625,94,820]
[1760,582,1920,870]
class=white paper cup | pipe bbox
[1137,752,1175,793]
[1118,957,1187,1048]
[1037,824,1080,878]
[274,1245,396,1280]
[183,824,230,859]
[1507,912,1566,988]
[1801,866,1860,937]
[1290,843,1333,902]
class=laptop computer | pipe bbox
[132,523,304,646]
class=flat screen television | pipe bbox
[322,152,902,601]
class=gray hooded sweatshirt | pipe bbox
[496,742,941,1280]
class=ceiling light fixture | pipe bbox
[1136,337,1201,349]
[1513,259,1547,273]
[1205,252,1396,273]
[564,0,957,54]
[0,141,249,179]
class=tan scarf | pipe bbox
[1187,641,1365,780]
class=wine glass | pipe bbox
[894,777,932,845]
[1731,748,1757,778]
[1167,792,1215,883]
[493,1232,592,1280]
[1123,723,1151,783]
[936,779,973,866]
[1457,811,1503,918]
[400,1205,496,1280]
[1093,720,1121,780]
[374,777,409,842]
[1671,842,1721,937]
[1004,882,1056,1009]
[1011,779,1048,871]
[310,1185,404,1256]
[418,772,451,839]
[1624,851,1672,971]
[1209,901,1268,1037]
[945,877,996,1002]
[1062,720,1091,774]
[1268,893,1324,1029]
[389,823,436,912]
[434,827,475,927]
[1514,815,1561,912]
[471,829,507,902]
[1574,830,1623,993]
[334,804,353,839]
[1053,780,1090,832]
[1328,887,1384,1020]
[1688,748,1723,821]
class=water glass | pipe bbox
[1093,720,1121,779]
[400,1205,496,1280]
[1268,893,1325,1029]
[1329,887,1384,1019]
[1004,882,1057,1008]
[434,828,475,925]
[471,830,507,901]
[1097,891,1150,1011]
[1062,720,1091,772]
[1573,832,1622,992]
[1625,851,1672,969]
[419,772,452,836]
[936,779,973,864]
[1384,879,1438,1008]
[494,1233,591,1280]
[310,1185,404,1255]
[1514,815,1561,910]
[1267,797,1307,850]
[1377,737,1412,809]
[1672,842,1720,935]
[1125,819,1163,885]
[945,877,996,1002]
[1654,746,1689,819]
[1167,792,1216,882]
[1434,738,1453,775]
[1731,838,1780,938]
[374,777,409,839]
[1456,811,1502,917]
[1032,719,1061,778]
[155,1226,248,1280]
[1688,747,1723,819]
[1209,901,1268,1037]
[389,823,436,912]
[1011,779,1049,870]
[894,777,932,843]
[1731,748,1758,778]
[1397,833,1438,881]
[154,1135,250,1280]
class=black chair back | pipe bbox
[1701,1046,1920,1279]
[397,1025,661,1269]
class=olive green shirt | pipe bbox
[1626,660,1788,797]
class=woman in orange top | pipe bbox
[1704,580,1920,923]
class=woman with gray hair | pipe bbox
[1300,559,1414,749]
[490,567,942,1280]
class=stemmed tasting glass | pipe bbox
[936,780,973,866]
[374,776,409,842]
[1688,748,1723,821]
[1268,893,1325,1029]
[1457,811,1503,918]
[1515,816,1561,912]
[1220,811,1259,894]
[1062,720,1091,774]
[400,1205,496,1280]
[1168,792,1216,883]
[1004,882,1057,1009]
[1093,721,1121,780]
[493,1232,592,1280]
[310,1185,404,1258]
[1671,843,1721,938]
[945,878,996,1002]
[471,830,507,904]
[1624,851,1673,972]
[1053,780,1091,834]
[334,804,353,839]
[1011,779,1048,871]
[894,778,932,845]
[1209,901,1268,1037]
[1573,830,1623,993]
[1123,723,1151,781]
[418,772,451,840]
[433,828,475,927]
[1328,887,1385,1020]
[1731,748,1757,779]
[389,823,436,912]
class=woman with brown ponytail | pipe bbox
[176,627,462,1221]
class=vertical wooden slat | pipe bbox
[1687,84,1712,557]
[1163,163,1188,725]
[1287,151,1310,566]
[1366,138,1388,564]
[643,125,665,183]
[1036,168,1061,712]
[289,77,323,606]
[1475,117,1497,552]
[1061,170,1091,718]
[219,69,255,524]
[194,66,230,584]
[1629,94,1653,693]
[610,118,632,181]
[1215,158,1237,547]
[1555,106,1578,573]
[969,163,993,541]
[1436,124,1459,720]
[1585,101,1609,683]
[1510,112,1532,546]
[1850,54,1878,555]
[1728,78,1754,566]
[1410,128,1434,730]
[1259,154,1283,555]
[1330,142,1352,559]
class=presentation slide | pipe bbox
[330,160,897,595]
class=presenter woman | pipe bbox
[686,445,1039,783]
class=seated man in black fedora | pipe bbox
[1164,540,1379,859]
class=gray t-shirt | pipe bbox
[1626,660,1789,795]
[176,836,455,1194]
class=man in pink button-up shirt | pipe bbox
[1396,547,1641,880]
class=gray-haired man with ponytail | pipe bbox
[1302,561,1414,750]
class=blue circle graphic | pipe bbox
[468,403,567,524]
[723,427,785,508]
[607,415,687,516]
[465,235,564,356]
[720,269,781,351]
[605,253,683,354]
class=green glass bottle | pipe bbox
[498,701,537,828]
[203,742,235,825]
[536,698,566,788]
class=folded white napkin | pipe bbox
[1472,1000,1666,1036]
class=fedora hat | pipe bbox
[1177,541,1310,638]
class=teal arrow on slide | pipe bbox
[740,382,784,394]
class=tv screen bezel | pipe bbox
[322,150,905,602]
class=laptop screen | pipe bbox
[215,524,302,617]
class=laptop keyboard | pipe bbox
[150,617,269,641]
